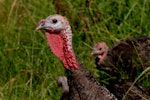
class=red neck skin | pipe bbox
[45,27,79,69]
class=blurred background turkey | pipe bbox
[91,36,150,80]
[91,36,150,99]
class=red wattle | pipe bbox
[46,31,79,69]
[46,32,68,69]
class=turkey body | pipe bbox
[36,14,117,100]
[107,79,150,100]
[66,59,117,100]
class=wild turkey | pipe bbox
[36,14,117,100]
[91,37,150,80]
[91,37,150,99]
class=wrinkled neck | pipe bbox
[61,29,79,69]
[46,26,79,69]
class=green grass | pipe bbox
[0,0,150,99]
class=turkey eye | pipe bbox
[52,19,57,24]
[99,48,102,50]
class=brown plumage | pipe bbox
[91,36,150,99]
[92,36,150,80]
[36,14,117,100]
[107,79,150,100]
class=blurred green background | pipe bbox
[0,0,149,99]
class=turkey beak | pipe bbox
[91,50,97,55]
[35,19,48,31]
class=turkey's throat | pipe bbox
[45,32,79,69]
